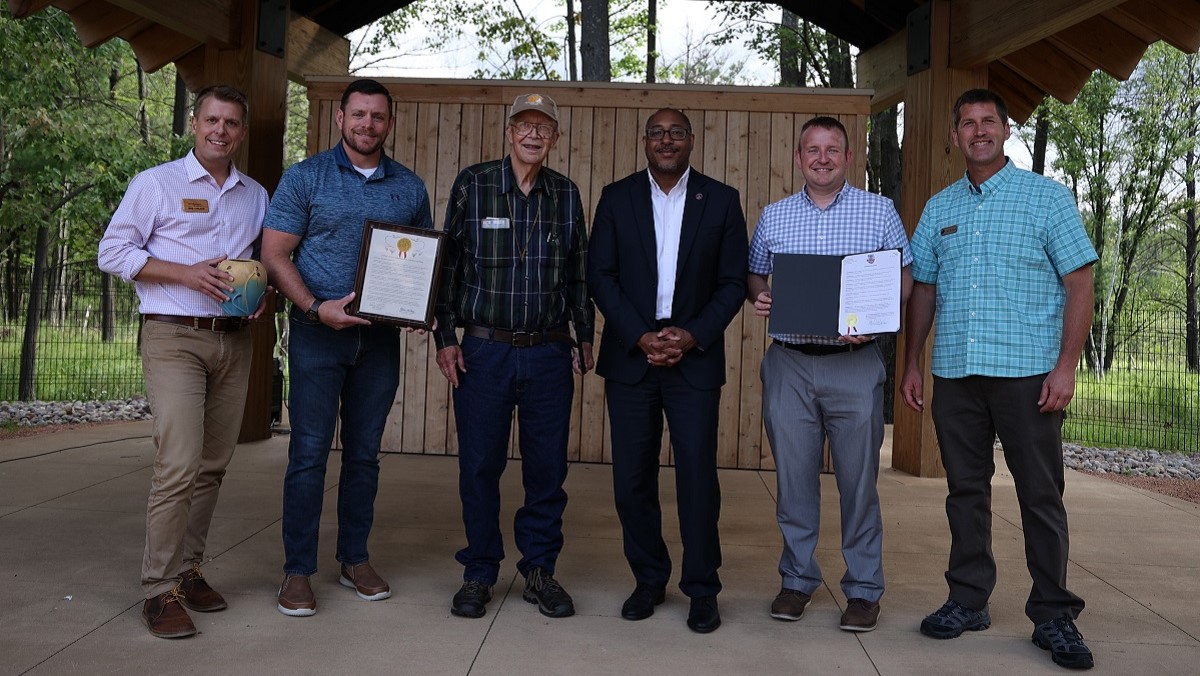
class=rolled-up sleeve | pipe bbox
[98,172,161,282]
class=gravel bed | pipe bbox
[1,398,153,428]
[2,399,1197,504]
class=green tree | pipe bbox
[1045,45,1191,374]
[1,8,175,398]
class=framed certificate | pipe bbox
[348,219,446,329]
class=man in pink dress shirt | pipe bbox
[98,84,268,639]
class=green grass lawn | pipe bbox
[1067,367,1199,452]
[0,323,145,400]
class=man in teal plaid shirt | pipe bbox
[901,89,1098,671]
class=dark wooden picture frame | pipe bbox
[348,219,446,330]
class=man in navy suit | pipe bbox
[588,108,748,634]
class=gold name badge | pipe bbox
[182,198,210,213]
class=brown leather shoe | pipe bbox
[339,561,391,601]
[179,563,227,612]
[142,586,197,639]
[840,598,881,632]
[277,574,316,617]
[770,588,812,621]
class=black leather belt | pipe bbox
[144,314,247,332]
[772,338,869,356]
[655,317,673,330]
[464,324,575,347]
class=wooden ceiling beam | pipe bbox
[1110,0,1200,54]
[950,0,1129,68]
[287,11,349,82]
[64,0,143,48]
[999,40,1092,104]
[6,0,56,17]
[123,22,203,73]
[174,47,207,93]
[856,29,907,114]
[987,61,1044,124]
[107,0,236,47]
[1047,13,1148,81]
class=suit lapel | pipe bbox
[631,171,658,275]
[675,169,708,273]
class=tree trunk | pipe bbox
[868,106,901,204]
[101,270,115,343]
[826,33,853,88]
[580,0,610,81]
[780,10,801,86]
[19,224,50,401]
[1032,106,1049,175]
[137,64,150,145]
[4,247,18,323]
[1186,147,1199,371]
[173,72,189,137]
[646,0,656,83]
[566,0,578,81]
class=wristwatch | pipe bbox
[306,299,324,321]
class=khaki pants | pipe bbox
[140,319,252,597]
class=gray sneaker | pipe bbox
[920,599,990,639]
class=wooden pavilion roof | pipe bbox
[8,0,1200,122]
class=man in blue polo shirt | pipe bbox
[901,89,1097,670]
[262,78,434,617]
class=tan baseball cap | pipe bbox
[509,93,559,122]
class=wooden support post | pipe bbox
[891,0,987,477]
[200,0,288,443]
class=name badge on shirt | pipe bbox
[182,199,210,213]
[482,217,511,230]
[940,225,958,236]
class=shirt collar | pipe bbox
[964,157,1015,195]
[501,155,551,196]
[184,149,243,188]
[646,167,691,198]
[333,141,391,179]
[800,180,849,209]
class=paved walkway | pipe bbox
[1,422,1197,675]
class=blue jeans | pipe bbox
[452,335,574,584]
[282,307,400,575]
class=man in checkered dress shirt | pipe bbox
[747,116,912,633]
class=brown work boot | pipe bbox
[339,561,392,601]
[179,563,228,612]
[277,574,316,617]
[142,586,197,639]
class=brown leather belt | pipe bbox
[144,314,247,332]
[464,324,574,347]
[772,338,870,356]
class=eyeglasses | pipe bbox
[511,121,557,138]
[646,127,690,141]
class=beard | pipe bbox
[342,128,385,157]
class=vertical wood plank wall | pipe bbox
[304,78,870,471]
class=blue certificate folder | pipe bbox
[768,251,901,337]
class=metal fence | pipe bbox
[1,261,143,401]
[2,263,1197,452]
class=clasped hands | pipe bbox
[638,326,696,367]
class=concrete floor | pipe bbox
[1,422,1197,675]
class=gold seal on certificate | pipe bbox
[348,219,446,329]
